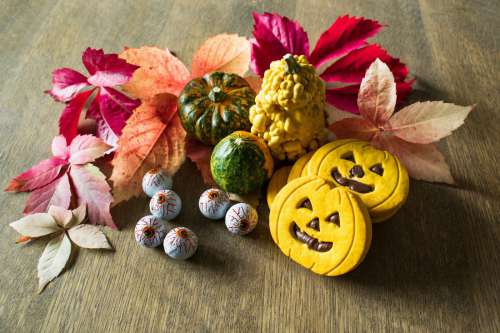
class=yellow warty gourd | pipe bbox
[249,54,327,160]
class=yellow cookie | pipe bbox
[270,176,372,276]
[266,166,292,207]
[287,151,314,182]
[308,139,409,222]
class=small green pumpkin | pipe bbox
[178,72,256,145]
[211,131,274,194]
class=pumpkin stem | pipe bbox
[284,54,300,74]
[208,86,226,102]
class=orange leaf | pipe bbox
[119,47,190,100]
[372,134,455,184]
[191,34,251,77]
[110,94,186,203]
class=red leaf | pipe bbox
[372,134,455,184]
[51,136,69,159]
[45,68,89,102]
[321,44,408,83]
[250,12,310,76]
[326,85,360,114]
[357,59,396,126]
[191,34,251,77]
[69,134,112,165]
[24,173,72,214]
[5,158,67,192]
[185,139,214,185]
[110,94,186,203]
[70,164,116,228]
[97,87,140,139]
[83,48,138,83]
[310,15,382,68]
[119,47,190,99]
[329,117,377,141]
[387,101,474,144]
[59,89,94,143]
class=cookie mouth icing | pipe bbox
[331,168,373,194]
[292,223,332,252]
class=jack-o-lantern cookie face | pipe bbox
[308,139,409,222]
[270,176,372,276]
[267,166,292,207]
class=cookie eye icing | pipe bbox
[298,198,313,210]
[369,163,384,176]
[341,152,355,163]
[326,212,340,227]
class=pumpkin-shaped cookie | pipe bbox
[266,166,292,207]
[308,139,409,222]
[270,176,372,276]
[287,151,314,182]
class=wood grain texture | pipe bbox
[1,0,499,332]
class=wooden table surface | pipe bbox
[1,0,499,332]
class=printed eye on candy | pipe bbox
[5,11,473,291]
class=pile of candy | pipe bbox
[135,169,259,260]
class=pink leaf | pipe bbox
[45,68,89,102]
[357,59,396,126]
[250,12,309,76]
[51,136,69,159]
[329,117,377,141]
[86,96,118,146]
[69,135,111,165]
[24,173,72,214]
[119,47,191,99]
[5,158,67,192]
[82,48,138,82]
[96,87,140,138]
[70,164,115,228]
[310,15,382,68]
[59,89,94,143]
[326,85,360,114]
[321,44,408,83]
[387,101,473,144]
[191,34,251,77]
[185,139,215,185]
[372,134,455,184]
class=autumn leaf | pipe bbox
[38,233,71,293]
[185,139,214,185]
[5,135,116,228]
[110,94,186,203]
[120,47,190,100]
[250,12,412,114]
[191,34,251,77]
[329,59,473,184]
[46,48,140,145]
[10,205,111,292]
[119,33,251,102]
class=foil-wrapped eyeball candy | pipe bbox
[199,188,231,220]
[225,203,258,235]
[134,215,168,248]
[150,190,182,220]
[164,227,198,260]
[142,168,173,197]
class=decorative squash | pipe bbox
[178,72,256,145]
[269,176,372,276]
[249,54,327,160]
[211,131,273,194]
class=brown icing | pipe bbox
[370,164,384,175]
[331,169,373,193]
[349,165,365,177]
[292,223,332,252]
